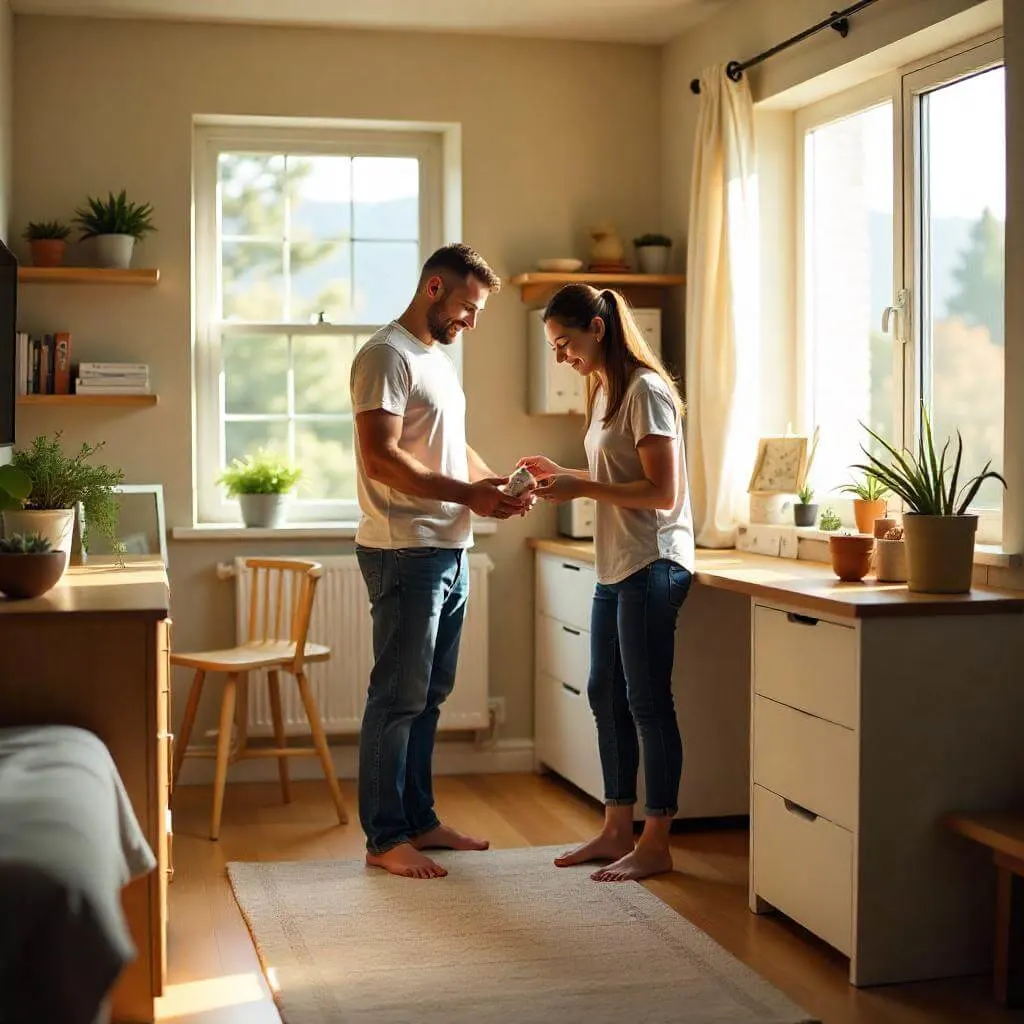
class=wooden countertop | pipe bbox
[0,556,169,617]
[528,538,1024,619]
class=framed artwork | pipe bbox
[747,435,809,495]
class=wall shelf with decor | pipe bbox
[17,394,158,408]
[17,267,160,286]
[511,271,685,305]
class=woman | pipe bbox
[519,284,695,883]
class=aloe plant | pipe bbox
[854,403,1005,516]
[797,484,814,505]
[839,472,889,501]
[0,532,53,554]
[73,190,156,240]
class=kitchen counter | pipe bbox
[527,538,1024,619]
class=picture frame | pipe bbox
[747,435,810,495]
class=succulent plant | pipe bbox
[0,532,54,554]
[23,220,72,241]
[883,526,905,541]
[819,507,842,531]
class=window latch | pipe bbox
[881,289,908,344]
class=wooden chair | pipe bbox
[170,557,348,840]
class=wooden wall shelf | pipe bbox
[17,394,157,407]
[510,271,685,304]
[17,267,160,286]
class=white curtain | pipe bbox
[685,66,760,548]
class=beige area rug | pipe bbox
[227,845,817,1024]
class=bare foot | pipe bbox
[412,824,490,851]
[554,832,634,868]
[591,843,674,882]
[366,843,448,879]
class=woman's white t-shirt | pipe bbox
[584,369,695,585]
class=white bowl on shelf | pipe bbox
[537,258,583,273]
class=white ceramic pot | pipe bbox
[636,245,670,274]
[2,508,75,568]
[95,234,136,269]
[238,493,287,529]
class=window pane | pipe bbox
[224,420,289,468]
[804,103,893,495]
[294,419,357,500]
[290,242,351,324]
[221,241,285,321]
[223,334,288,415]
[289,155,351,242]
[353,157,419,239]
[219,153,285,238]
[922,66,1005,511]
[293,335,359,414]
[353,241,419,323]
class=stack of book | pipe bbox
[76,362,150,395]
[16,331,73,395]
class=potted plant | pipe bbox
[840,472,890,534]
[874,525,907,583]
[0,532,66,599]
[828,530,875,582]
[793,484,818,527]
[73,189,156,269]
[23,220,71,268]
[854,404,1005,594]
[633,233,672,274]
[218,449,302,528]
[819,507,842,532]
[4,433,123,568]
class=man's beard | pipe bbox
[427,302,462,345]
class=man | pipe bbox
[350,243,528,879]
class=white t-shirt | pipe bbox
[350,322,472,549]
[584,369,695,584]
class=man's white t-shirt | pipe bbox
[584,368,695,585]
[350,322,472,549]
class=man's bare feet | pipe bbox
[366,843,447,879]
[590,843,674,882]
[554,832,634,868]
[412,824,489,851]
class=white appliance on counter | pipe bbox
[557,497,595,539]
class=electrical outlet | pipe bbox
[487,697,506,725]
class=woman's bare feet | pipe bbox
[590,842,674,882]
[412,824,489,851]
[366,843,447,879]
[554,832,634,867]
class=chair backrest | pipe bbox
[242,557,323,672]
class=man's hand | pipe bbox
[467,477,531,519]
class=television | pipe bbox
[0,240,15,466]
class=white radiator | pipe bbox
[225,554,493,737]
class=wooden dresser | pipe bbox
[0,556,171,1023]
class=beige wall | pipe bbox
[0,1,10,242]
[11,16,662,745]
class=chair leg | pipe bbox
[295,669,348,825]
[267,669,292,804]
[234,672,250,757]
[172,669,206,789]
[211,673,238,841]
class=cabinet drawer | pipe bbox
[537,554,596,632]
[753,696,857,830]
[534,670,604,802]
[753,604,858,728]
[536,614,590,692]
[752,784,853,956]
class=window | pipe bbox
[194,123,444,523]
[798,37,1005,542]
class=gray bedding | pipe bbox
[0,724,156,1024]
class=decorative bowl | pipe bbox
[537,258,583,273]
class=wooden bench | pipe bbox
[945,811,1024,1007]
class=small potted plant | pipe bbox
[828,529,875,582]
[840,472,890,534]
[218,449,302,528]
[4,433,123,569]
[793,485,818,527]
[23,220,72,268]
[0,532,66,599]
[73,189,156,269]
[819,507,842,532]
[875,525,907,583]
[633,233,673,274]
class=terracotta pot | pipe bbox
[828,534,875,582]
[793,502,818,527]
[874,538,907,583]
[29,239,66,267]
[0,551,66,599]
[873,517,898,539]
[853,498,888,535]
[902,514,977,594]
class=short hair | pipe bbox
[419,243,501,293]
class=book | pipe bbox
[53,332,72,395]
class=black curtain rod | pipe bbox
[689,0,882,95]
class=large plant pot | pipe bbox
[238,493,287,529]
[636,245,670,274]
[828,534,874,582]
[902,513,978,594]
[874,539,907,583]
[29,239,66,268]
[853,498,888,535]
[793,502,818,527]
[95,234,136,269]
[2,508,75,567]
[0,551,66,599]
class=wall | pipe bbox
[11,16,663,754]
[0,0,9,241]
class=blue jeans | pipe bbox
[588,559,692,816]
[355,546,469,854]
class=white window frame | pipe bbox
[193,121,445,525]
[795,31,1005,544]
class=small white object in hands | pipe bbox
[504,466,536,497]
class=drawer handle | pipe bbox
[561,563,582,572]
[562,626,581,636]
[786,612,819,627]
[562,682,582,697]
[783,798,819,823]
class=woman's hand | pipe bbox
[535,474,585,505]
[516,455,563,482]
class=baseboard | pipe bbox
[176,737,536,787]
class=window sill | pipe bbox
[171,517,500,541]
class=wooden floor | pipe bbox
[157,773,1024,1024]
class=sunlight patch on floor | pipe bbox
[156,972,266,1019]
